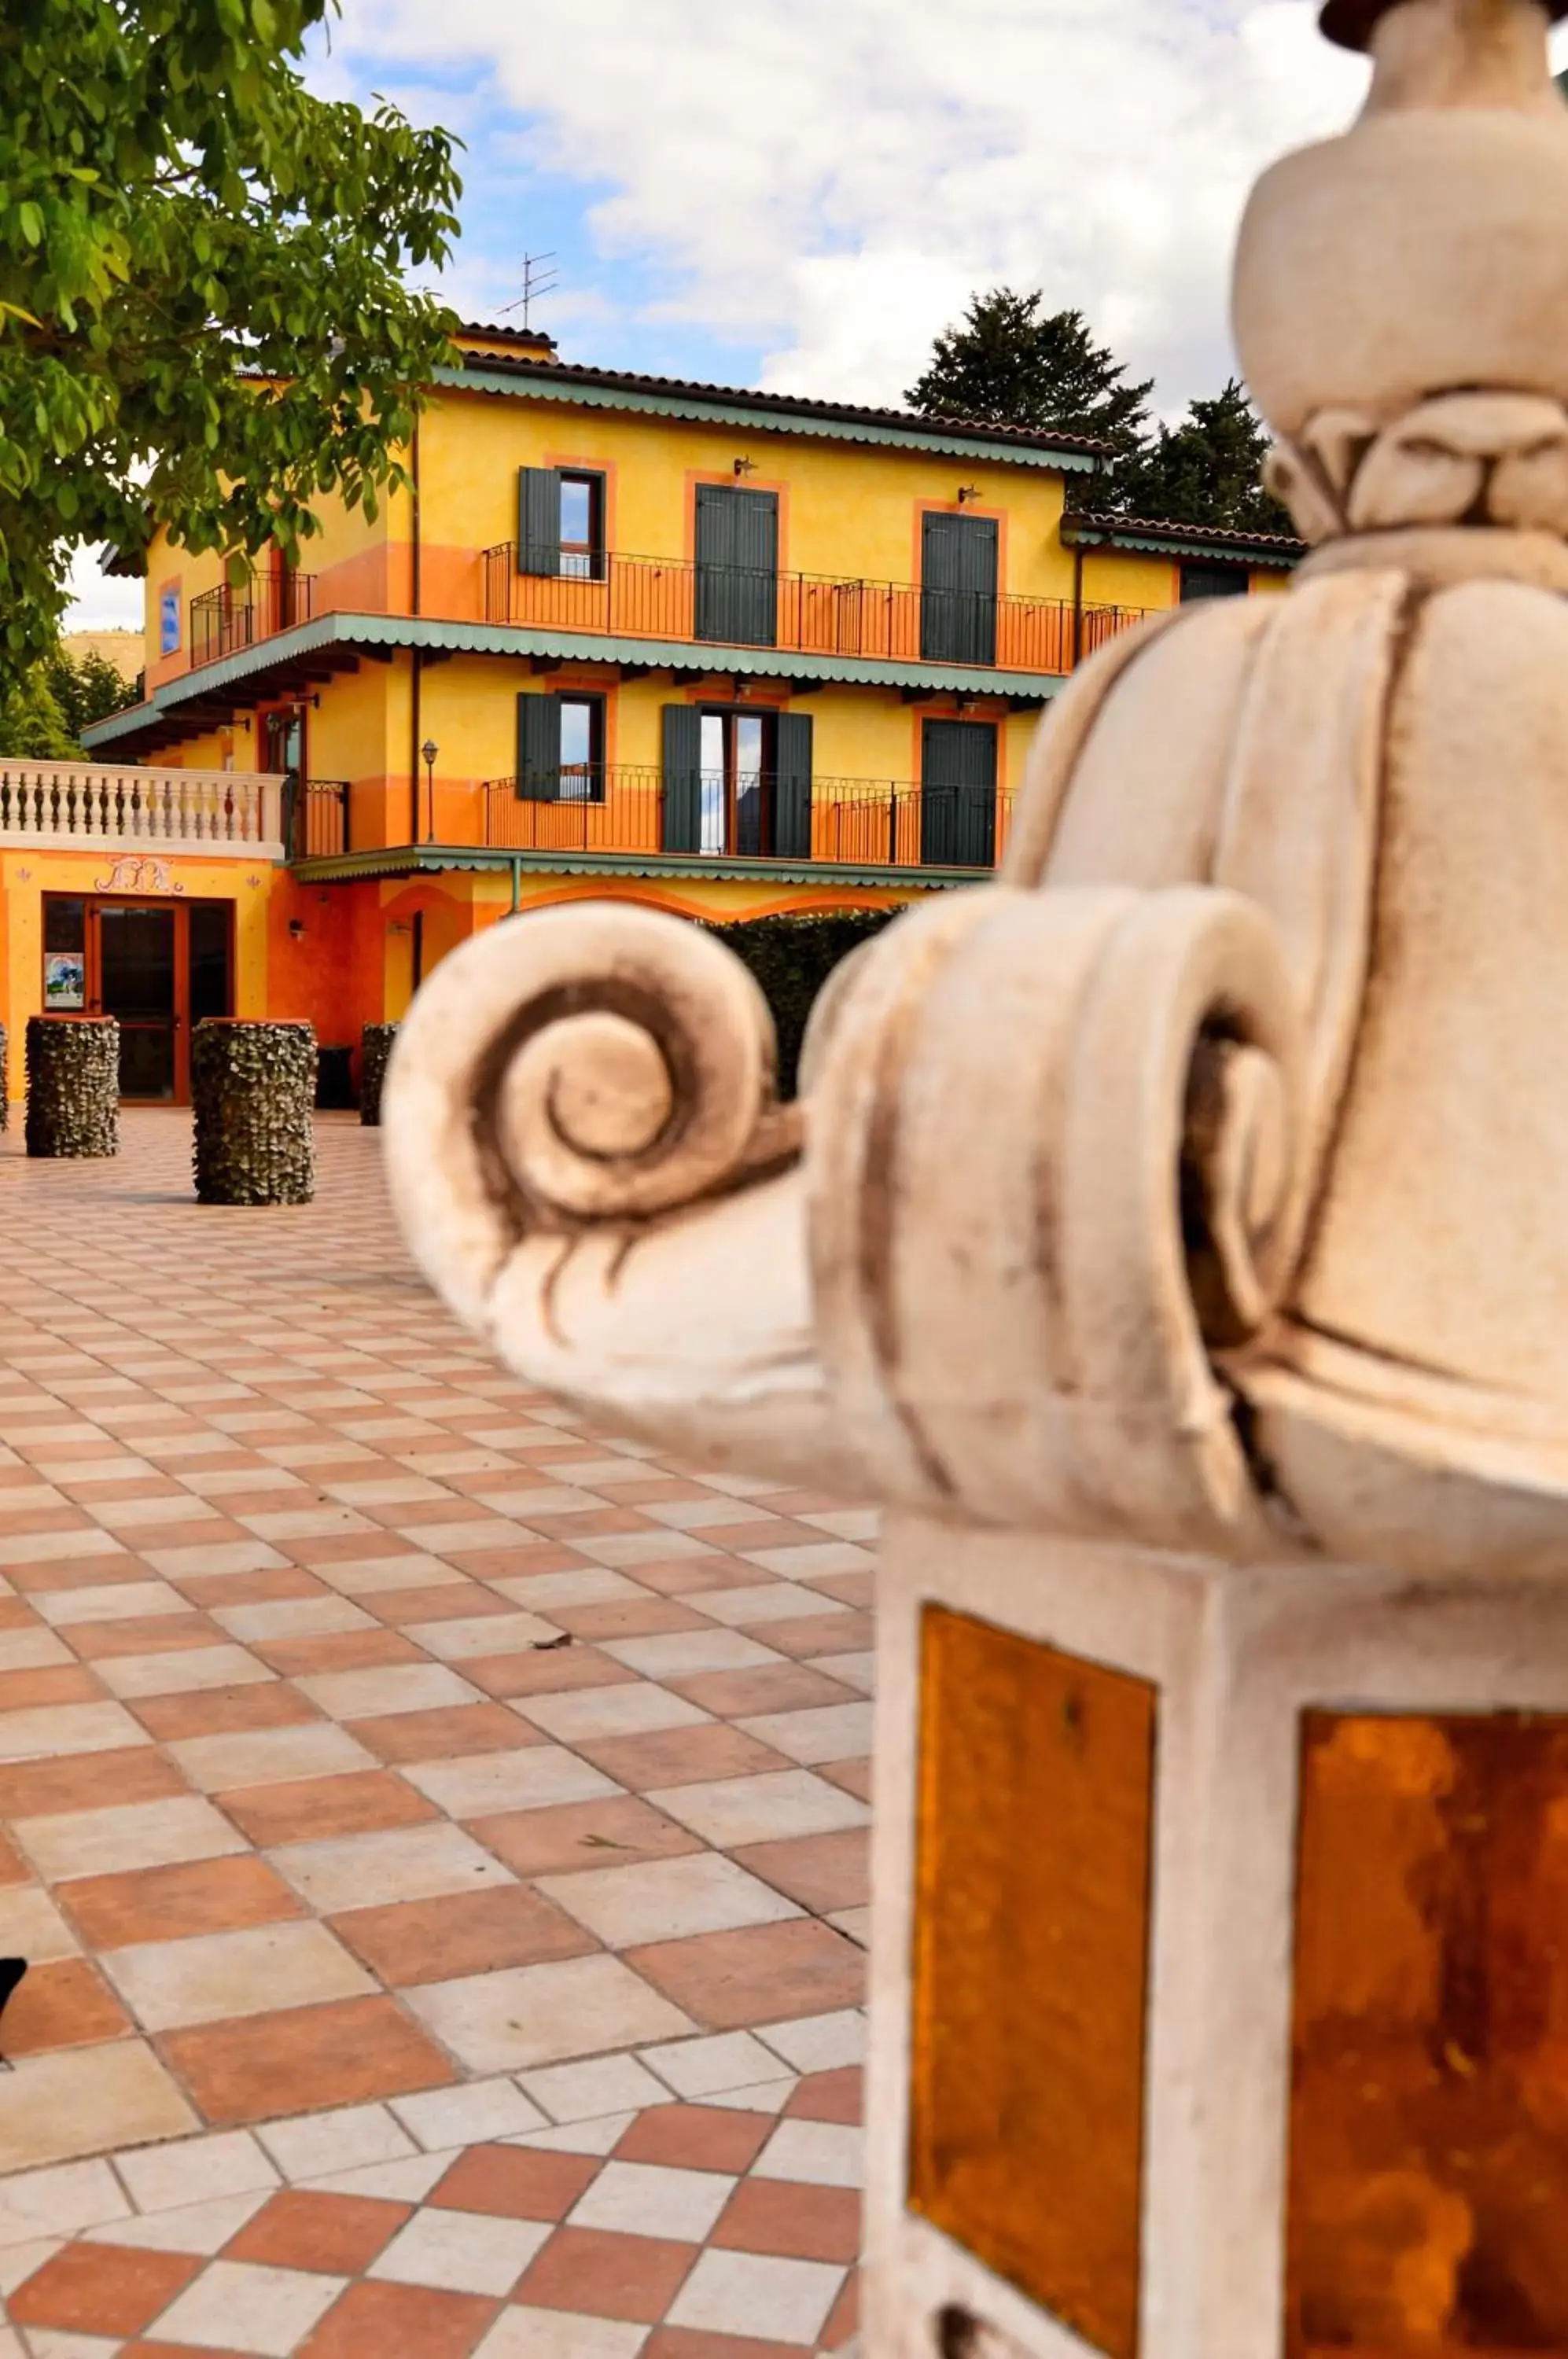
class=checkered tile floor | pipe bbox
[0,1111,872,2353]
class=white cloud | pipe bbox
[329,0,1367,412]
[64,545,143,635]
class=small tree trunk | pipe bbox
[25,1018,120,1158]
[192,1020,317,1205]
[359,1022,399,1128]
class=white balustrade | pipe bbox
[0,760,284,855]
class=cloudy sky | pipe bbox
[68,1,1392,627]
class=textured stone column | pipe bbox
[192,1020,316,1204]
[380,2,1568,2350]
[25,1017,119,1158]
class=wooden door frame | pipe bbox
[45,892,237,1107]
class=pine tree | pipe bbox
[905,291,1153,462]
[1115,380,1292,534]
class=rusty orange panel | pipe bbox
[908,1605,1157,2359]
[1287,1709,1568,2355]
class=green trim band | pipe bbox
[83,613,1060,749]
[290,842,981,892]
[1061,520,1300,569]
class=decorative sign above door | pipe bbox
[92,856,184,896]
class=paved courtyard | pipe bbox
[0,1111,871,2356]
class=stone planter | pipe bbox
[25,1017,119,1158]
[192,1020,316,1205]
[359,1022,399,1128]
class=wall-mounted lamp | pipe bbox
[733,457,757,478]
[288,918,305,940]
[956,485,982,505]
[421,738,439,839]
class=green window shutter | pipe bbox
[920,513,998,664]
[921,718,997,867]
[517,693,562,800]
[773,712,813,859]
[694,485,779,646]
[661,704,704,852]
[518,469,562,576]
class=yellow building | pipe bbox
[2,328,1300,1103]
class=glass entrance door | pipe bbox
[97,904,179,1100]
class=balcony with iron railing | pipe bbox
[296,766,1013,873]
[480,544,1150,675]
[190,573,317,668]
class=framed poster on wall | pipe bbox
[43,951,86,1010]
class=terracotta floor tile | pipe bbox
[710,2177,861,2265]
[299,2280,499,2359]
[817,1761,871,1803]
[59,1853,304,1949]
[580,1724,793,1794]
[0,1743,188,1819]
[7,2238,203,2335]
[350,1704,544,1763]
[642,2330,812,2358]
[224,2188,411,2273]
[429,2143,599,2221]
[256,1628,425,1676]
[0,1662,104,1709]
[547,1599,709,1641]
[629,1558,761,1598]
[464,1647,642,1701]
[627,1922,867,2032]
[811,1573,874,1609]
[160,1993,455,2124]
[368,1586,521,1627]
[614,2103,775,2173]
[821,2272,859,2350]
[121,2342,253,2358]
[786,2068,863,2125]
[764,1614,874,1662]
[179,1569,329,1609]
[131,1682,321,1741]
[664,1668,849,1721]
[471,1796,705,1879]
[68,1613,220,1660]
[515,2224,698,2322]
[1,1956,130,2055]
[330,1884,596,1985]
[219,1768,438,1847]
[730,1833,870,1916]
[0,1827,27,1885]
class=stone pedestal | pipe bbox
[865,1522,1568,2358]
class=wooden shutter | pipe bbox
[772,712,814,859]
[661,704,704,852]
[921,513,998,664]
[517,468,561,576]
[921,719,997,867]
[517,693,561,800]
[694,486,779,647]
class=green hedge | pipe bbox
[707,911,896,1099]
[192,1021,317,1204]
[25,1017,119,1157]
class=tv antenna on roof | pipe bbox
[501,252,560,330]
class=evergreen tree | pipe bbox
[905,291,1153,463]
[1115,380,1293,534]
[0,667,75,759]
[42,646,138,739]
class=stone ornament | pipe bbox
[385,3,1568,2352]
